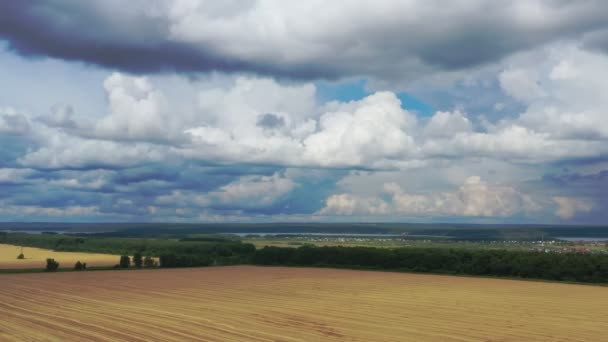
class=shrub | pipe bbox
[46,258,59,271]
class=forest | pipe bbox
[2,232,607,283]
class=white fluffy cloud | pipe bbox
[514,46,608,140]
[302,92,416,166]
[17,45,608,171]
[94,73,173,142]
[552,197,594,220]
[424,110,471,138]
[0,107,30,135]
[18,127,170,169]
[184,83,417,168]
[498,68,545,103]
[419,44,608,163]
[156,172,295,210]
[319,176,542,218]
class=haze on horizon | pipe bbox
[0,1,607,224]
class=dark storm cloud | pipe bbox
[2,1,608,80]
[583,29,608,54]
[0,2,247,74]
[0,1,336,79]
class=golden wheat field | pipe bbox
[0,266,606,341]
[0,244,120,269]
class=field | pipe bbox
[0,244,120,269]
[0,266,606,341]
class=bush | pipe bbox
[17,253,25,259]
[46,258,59,271]
[74,261,87,270]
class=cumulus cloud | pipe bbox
[183,82,416,168]
[0,107,30,135]
[18,128,170,170]
[156,172,295,210]
[320,176,541,218]
[37,105,78,129]
[3,1,608,81]
[424,110,472,138]
[1,36,607,222]
[94,73,173,142]
[14,48,608,171]
[302,92,416,166]
[420,44,608,163]
[552,196,594,220]
[514,47,608,140]
[498,68,545,103]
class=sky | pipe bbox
[0,1,607,224]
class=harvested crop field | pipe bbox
[0,266,606,341]
[0,244,119,269]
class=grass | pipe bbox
[0,266,606,341]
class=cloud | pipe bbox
[319,176,541,218]
[18,129,171,170]
[552,196,594,219]
[419,44,608,163]
[13,50,608,171]
[0,107,30,135]
[424,110,471,138]
[182,81,417,168]
[3,1,608,81]
[498,68,545,103]
[93,73,173,142]
[0,204,102,218]
[156,172,295,211]
[302,92,416,167]
[1,40,608,222]
[0,168,34,184]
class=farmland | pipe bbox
[1,266,606,341]
[0,244,119,270]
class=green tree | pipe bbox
[133,252,143,268]
[46,258,59,271]
[74,261,84,270]
[119,255,130,268]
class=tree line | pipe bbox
[6,232,607,283]
[252,246,608,283]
